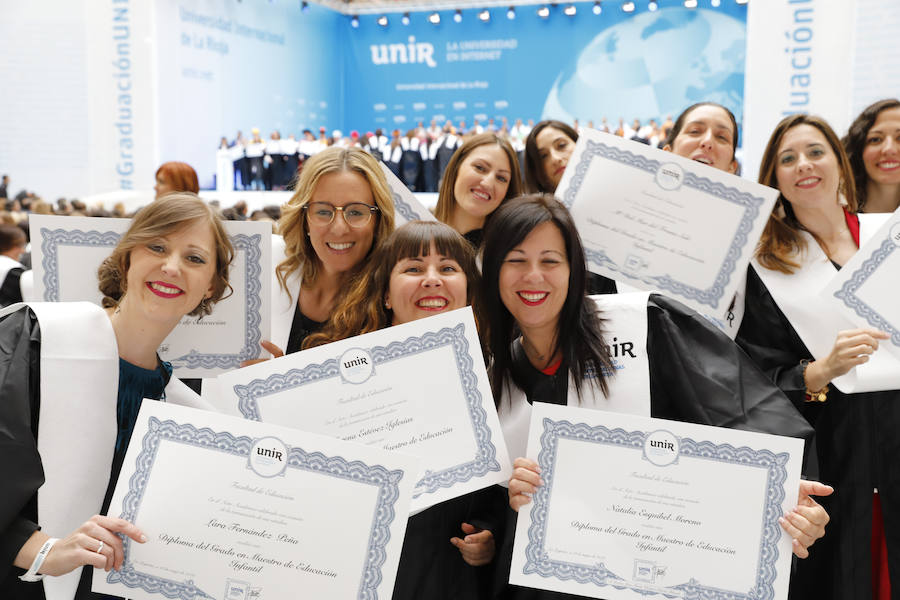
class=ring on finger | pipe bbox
[96,540,104,554]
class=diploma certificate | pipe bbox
[824,210,900,360]
[210,307,511,513]
[510,403,802,600]
[556,130,777,324]
[29,215,271,377]
[378,162,438,225]
[92,402,418,600]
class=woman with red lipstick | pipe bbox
[306,220,501,600]
[251,147,395,364]
[434,133,522,248]
[737,114,899,598]
[0,193,233,599]
[523,120,579,195]
[481,195,831,600]
[306,220,482,346]
[843,98,900,213]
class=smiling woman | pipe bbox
[248,147,395,363]
[0,193,233,598]
[481,194,830,600]
[302,220,499,600]
[523,120,579,194]
[305,220,483,347]
[843,98,900,213]
[662,101,739,173]
[736,114,899,598]
[434,133,522,248]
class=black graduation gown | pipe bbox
[392,486,507,600]
[493,294,814,600]
[1,267,24,307]
[736,266,900,599]
[0,308,44,599]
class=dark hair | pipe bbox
[305,221,483,348]
[664,102,739,157]
[481,194,613,407]
[842,98,900,211]
[0,224,25,253]
[155,162,200,195]
[523,120,579,194]
[756,114,856,274]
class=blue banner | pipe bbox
[341,1,746,132]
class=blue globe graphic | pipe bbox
[543,8,745,124]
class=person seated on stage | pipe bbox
[305,220,500,600]
[842,98,900,214]
[484,195,832,600]
[241,146,395,365]
[737,114,898,599]
[523,119,579,195]
[154,161,199,199]
[0,224,27,307]
[434,133,522,249]
[0,193,233,598]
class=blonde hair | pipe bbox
[756,114,857,274]
[276,146,395,299]
[98,193,233,316]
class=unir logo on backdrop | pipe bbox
[370,36,437,68]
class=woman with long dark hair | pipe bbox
[483,195,831,600]
[843,98,900,213]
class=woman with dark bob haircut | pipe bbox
[842,98,900,213]
[737,113,899,598]
[482,195,831,600]
[305,221,501,600]
[0,193,233,598]
[305,220,483,347]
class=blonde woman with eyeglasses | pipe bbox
[243,146,395,365]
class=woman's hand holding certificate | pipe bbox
[211,307,512,513]
[509,403,806,600]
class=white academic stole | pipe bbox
[499,292,652,464]
[751,214,900,393]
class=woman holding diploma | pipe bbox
[0,193,233,599]
[307,220,501,600]
[737,114,898,598]
[843,98,900,213]
[485,195,832,600]
[434,133,522,248]
[248,146,394,363]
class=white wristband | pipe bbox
[18,537,58,582]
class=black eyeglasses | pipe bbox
[303,202,379,228]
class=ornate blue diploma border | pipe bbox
[108,416,405,600]
[561,141,766,309]
[39,227,264,370]
[391,190,422,222]
[233,323,501,498]
[833,238,900,350]
[524,418,789,600]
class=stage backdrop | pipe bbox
[154,0,342,189]
[341,1,747,133]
